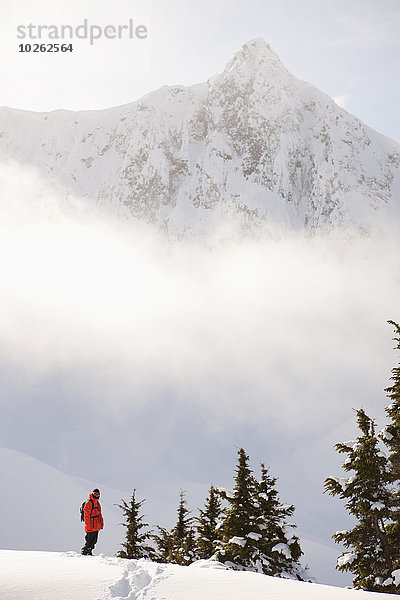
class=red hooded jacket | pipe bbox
[83,493,104,533]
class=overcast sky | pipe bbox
[1,0,399,142]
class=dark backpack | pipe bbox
[80,498,93,522]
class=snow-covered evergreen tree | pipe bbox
[170,491,197,565]
[380,320,400,575]
[154,491,197,566]
[252,464,305,579]
[153,526,174,563]
[215,448,259,570]
[325,409,397,593]
[215,449,307,578]
[381,321,400,468]
[116,489,154,559]
[196,485,224,559]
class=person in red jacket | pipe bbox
[81,488,104,555]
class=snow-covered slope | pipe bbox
[0,38,399,237]
[0,447,347,585]
[0,448,126,556]
[0,550,394,600]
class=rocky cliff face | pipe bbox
[1,38,399,237]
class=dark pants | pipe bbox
[82,531,99,554]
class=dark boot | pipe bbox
[82,531,98,555]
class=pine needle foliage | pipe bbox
[324,409,397,592]
[153,491,197,566]
[196,485,224,559]
[170,490,197,565]
[215,448,258,569]
[380,320,400,576]
[152,526,174,563]
[253,463,304,578]
[215,448,306,579]
[116,489,154,559]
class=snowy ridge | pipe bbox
[0,38,399,237]
[0,550,395,600]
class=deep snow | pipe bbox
[0,550,394,600]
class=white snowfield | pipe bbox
[0,551,393,600]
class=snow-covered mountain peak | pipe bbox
[227,38,283,68]
[221,38,290,87]
[0,39,399,237]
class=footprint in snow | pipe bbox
[109,573,131,599]
[109,567,152,600]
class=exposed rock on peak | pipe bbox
[225,38,286,72]
[0,39,399,238]
[218,38,291,98]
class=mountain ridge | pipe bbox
[0,38,399,238]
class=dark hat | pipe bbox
[93,488,100,495]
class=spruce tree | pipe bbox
[169,490,197,565]
[382,321,400,472]
[215,449,306,578]
[215,448,260,570]
[153,526,174,563]
[252,464,305,579]
[196,485,224,559]
[324,409,396,592]
[154,491,197,566]
[380,320,400,574]
[116,489,154,559]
